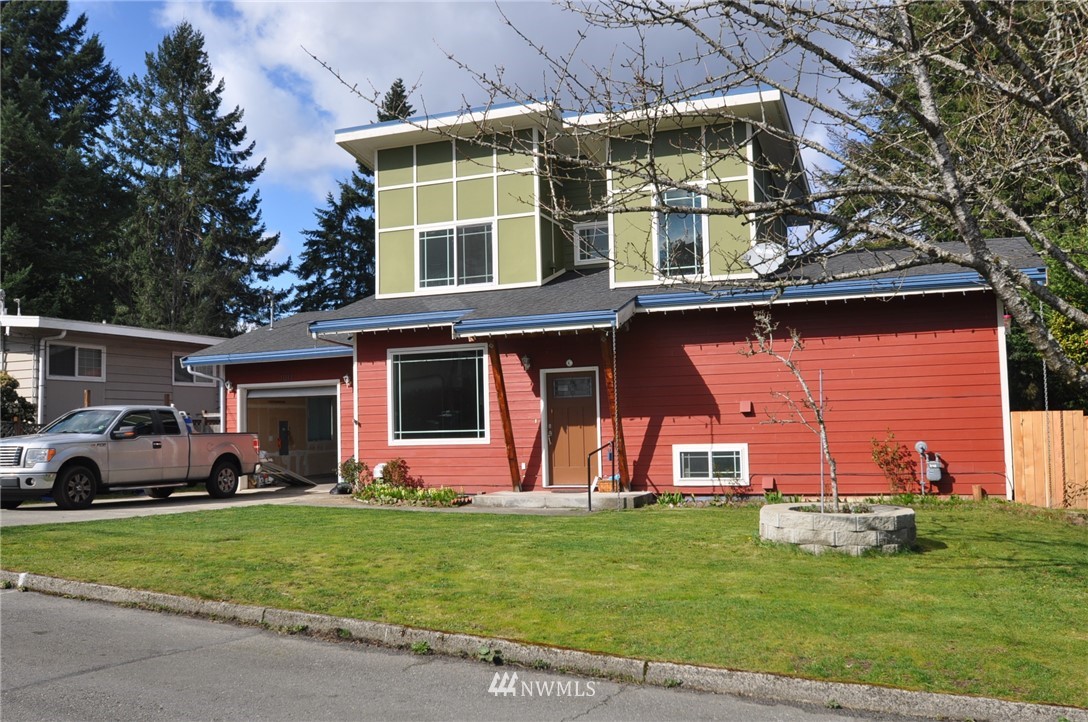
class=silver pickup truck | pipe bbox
[0,406,260,510]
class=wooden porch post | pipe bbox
[600,331,631,491]
[488,341,522,491]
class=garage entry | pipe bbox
[242,384,339,479]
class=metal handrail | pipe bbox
[586,440,615,512]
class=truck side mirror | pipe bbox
[111,426,137,440]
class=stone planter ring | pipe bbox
[759,503,916,555]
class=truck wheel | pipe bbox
[146,488,175,499]
[206,461,239,498]
[53,466,97,510]
[1,500,23,510]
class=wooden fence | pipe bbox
[1011,410,1088,509]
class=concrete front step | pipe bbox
[472,490,654,510]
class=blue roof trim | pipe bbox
[454,309,620,336]
[309,309,471,335]
[635,268,1048,311]
[183,345,353,367]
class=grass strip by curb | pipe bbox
[3,570,1083,722]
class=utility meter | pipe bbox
[926,453,943,482]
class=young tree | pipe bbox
[106,22,286,336]
[293,168,375,311]
[0,0,125,321]
[430,0,1088,394]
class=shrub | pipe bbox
[870,430,918,494]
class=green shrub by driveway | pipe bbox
[1,503,1085,707]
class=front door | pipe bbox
[546,371,598,486]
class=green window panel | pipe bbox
[708,179,752,275]
[416,141,453,182]
[612,209,654,283]
[498,216,538,284]
[496,134,534,173]
[609,136,650,192]
[455,140,493,178]
[652,128,703,184]
[497,173,535,216]
[457,177,494,220]
[417,183,453,225]
[706,123,747,181]
[376,146,414,187]
[378,229,415,295]
[377,187,414,229]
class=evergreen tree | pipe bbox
[293,167,375,311]
[292,80,414,311]
[0,0,125,321]
[106,22,286,336]
[377,78,415,122]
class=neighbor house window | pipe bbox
[574,221,609,265]
[390,346,487,442]
[673,444,749,486]
[657,189,704,276]
[47,343,104,381]
[174,354,213,385]
[419,223,493,288]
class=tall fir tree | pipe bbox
[292,80,413,311]
[0,0,125,321]
[293,168,375,311]
[106,22,286,336]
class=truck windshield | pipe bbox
[42,409,121,434]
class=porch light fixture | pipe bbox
[520,354,531,371]
[224,380,233,391]
[342,374,352,386]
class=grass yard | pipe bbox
[2,503,1086,707]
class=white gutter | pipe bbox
[36,330,67,424]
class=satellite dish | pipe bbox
[744,242,786,276]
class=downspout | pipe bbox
[186,364,227,432]
[37,330,67,424]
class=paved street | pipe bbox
[0,590,910,722]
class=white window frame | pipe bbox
[173,353,214,386]
[574,221,610,266]
[46,342,106,382]
[654,188,709,279]
[387,343,490,446]
[672,443,750,486]
[417,221,495,290]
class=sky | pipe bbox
[67,1,649,293]
[66,1,841,295]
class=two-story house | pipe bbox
[186,90,1043,498]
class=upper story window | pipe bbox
[657,189,705,277]
[174,354,214,386]
[419,223,494,288]
[574,221,609,266]
[47,343,104,381]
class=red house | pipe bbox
[185,95,1043,500]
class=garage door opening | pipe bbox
[244,386,338,480]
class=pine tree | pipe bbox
[106,22,286,336]
[0,1,125,321]
[377,78,415,122]
[293,167,375,311]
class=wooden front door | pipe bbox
[546,371,598,486]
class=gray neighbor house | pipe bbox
[0,308,223,432]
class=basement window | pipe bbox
[673,444,749,486]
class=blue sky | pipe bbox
[67,1,607,294]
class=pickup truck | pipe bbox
[0,406,260,510]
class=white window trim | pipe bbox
[672,443,750,487]
[173,353,214,386]
[653,187,710,280]
[386,343,491,446]
[46,342,106,382]
[574,220,610,267]
[415,219,499,293]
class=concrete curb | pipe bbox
[3,570,1083,722]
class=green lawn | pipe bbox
[2,503,1086,707]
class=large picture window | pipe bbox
[391,347,487,442]
[673,444,749,486]
[48,343,104,381]
[419,223,493,288]
[657,189,704,276]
